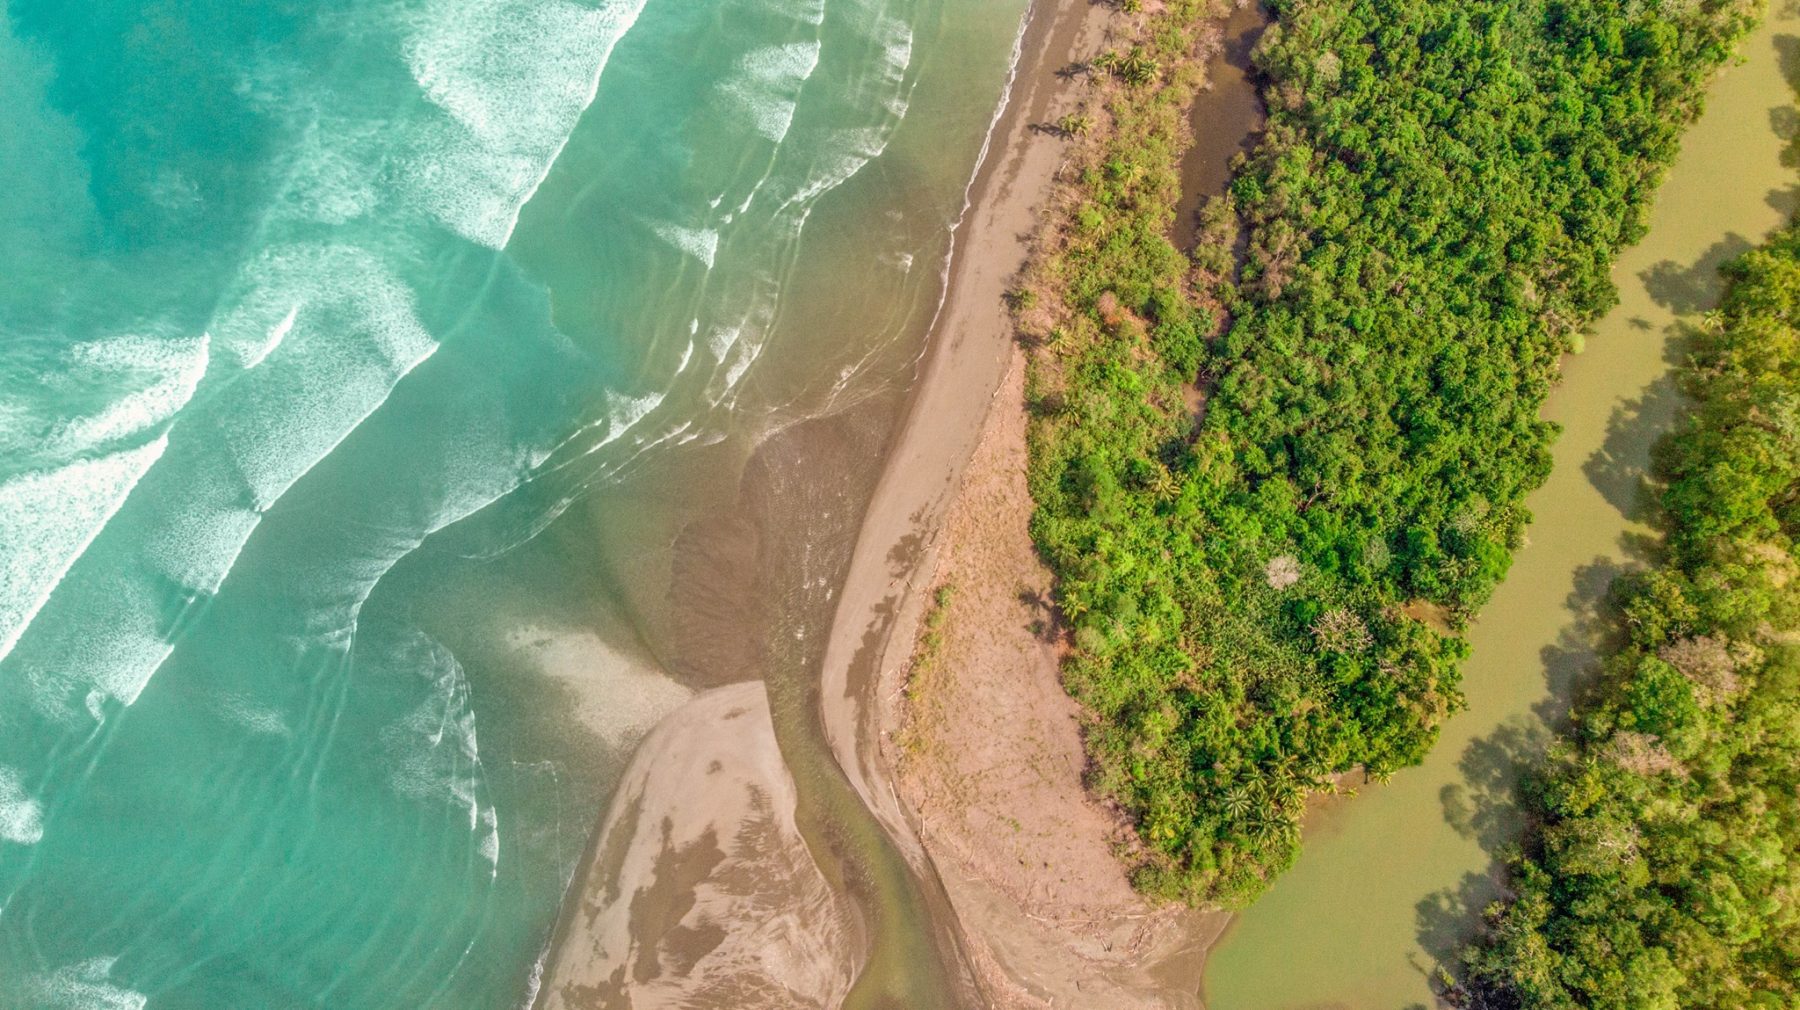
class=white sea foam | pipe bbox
[527,374,675,485]
[243,305,297,370]
[23,957,145,1010]
[779,125,891,213]
[478,805,500,871]
[707,325,742,363]
[212,244,438,511]
[518,953,546,1010]
[217,694,292,737]
[330,450,536,640]
[380,632,489,849]
[281,118,382,225]
[14,244,441,714]
[760,0,825,27]
[881,19,915,81]
[402,0,649,247]
[614,390,663,429]
[0,438,168,665]
[504,625,690,750]
[0,766,44,846]
[44,335,210,456]
[650,222,719,268]
[716,41,822,144]
[0,328,208,669]
[23,587,181,714]
[138,472,261,601]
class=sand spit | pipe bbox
[814,0,1227,1005]
[541,681,857,1010]
[888,354,1222,1010]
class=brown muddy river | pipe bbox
[1172,1,1269,251]
[1201,9,1800,1008]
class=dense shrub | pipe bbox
[1458,223,1800,1010]
[1024,0,1758,904]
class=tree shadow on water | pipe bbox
[1638,234,1753,315]
[1440,715,1549,853]
[1777,31,1800,91]
[1415,870,1506,979]
[1580,369,1685,532]
[1419,558,1629,987]
[1541,557,1632,710]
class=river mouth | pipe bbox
[1198,9,1800,1008]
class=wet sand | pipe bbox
[536,0,1269,1002]
[541,682,858,1010]
[815,0,1112,878]
[534,0,1109,1005]
[817,0,1251,1005]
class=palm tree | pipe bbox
[1119,48,1158,86]
[1222,784,1254,822]
[1056,113,1094,138]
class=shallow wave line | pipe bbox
[0,436,170,668]
[246,338,439,513]
[105,338,440,712]
[501,0,652,250]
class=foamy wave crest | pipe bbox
[328,444,537,640]
[247,306,298,370]
[650,222,719,268]
[378,631,499,872]
[701,323,759,394]
[779,125,892,214]
[0,765,44,845]
[12,244,440,714]
[0,330,208,465]
[533,385,665,472]
[873,15,915,114]
[212,244,437,511]
[716,41,823,144]
[0,438,167,665]
[22,958,146,1010]
[21,583,183,714]
[402,0,649,247]
[44,335,210,456]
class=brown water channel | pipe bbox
[1172,1,1269,251]
[1201,9,1800,1009]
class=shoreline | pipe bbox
[531,0,1248,1003]
[813,0,1105,878]
[527,1,1111,1004]
[815,0,1236,1004]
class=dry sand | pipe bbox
[814,0,1228,1004]
[543,0,1235,1003]
[890,353,1225,1009]
[540,681,858,1010]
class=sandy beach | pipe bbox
[539,682,859,1010]
[538,0,1242,1004]
[815,0,1239,1005]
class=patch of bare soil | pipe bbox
[888,351,1223,1009]
[544,682,857,1010]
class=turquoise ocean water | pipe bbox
[0,0,1025,1005]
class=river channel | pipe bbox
[1201,8,1800,1008]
